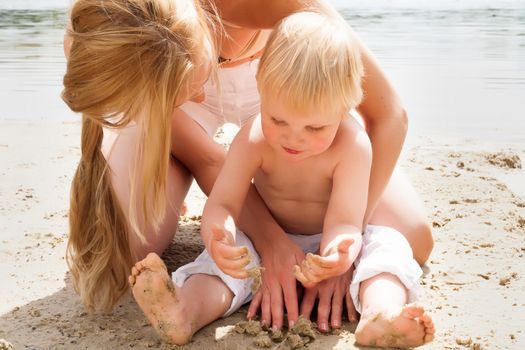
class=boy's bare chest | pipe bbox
[254,158,334,203]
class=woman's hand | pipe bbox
[300,266,357,333]
[247,236,305,329]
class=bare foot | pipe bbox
[355,303,435,348]
[129,253,193,345]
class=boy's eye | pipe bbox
[271,117,286,126]
[306,126,325,132]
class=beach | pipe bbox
[1,0,525,349]
[0,120,524,349]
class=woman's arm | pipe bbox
[354,37,408,224]
[215,0,337,28]
[170,109,304,329]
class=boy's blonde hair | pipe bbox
[62,0,215,313]
[257,11,364,115]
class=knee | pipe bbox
[411,222,434,266]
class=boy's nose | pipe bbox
[286,130,305,145]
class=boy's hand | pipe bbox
[294,238,354,287]
[209,225,251,279]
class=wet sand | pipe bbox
[0,121,524,349]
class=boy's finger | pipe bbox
[311,251,349,268]
[215,241,249,260]
[295,265,318,288]
[306,254,334,271]
[217,254,251,271]
[294,265,310,284]
[302,260,322,283]
[222,266,249,279]
[337,238,354,254]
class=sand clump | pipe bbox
[0,339,13,350]
[253,333,273,347]
[484,152,522,169]
[235,319,263,336]
[234,316,318,349]
[247,266,265,294]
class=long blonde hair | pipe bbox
[62,0,215,313]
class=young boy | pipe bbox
[129,12,434,348]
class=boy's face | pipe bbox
[260,97,344,161]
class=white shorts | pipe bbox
[173,225,422,316]
[179,59,261,137]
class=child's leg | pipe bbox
[354,273,435,348]
[129,253,233,345]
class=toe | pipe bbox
[401,303,425,319]
[144,253,168,271]
[135,260,146,273]
[424,332,435,343]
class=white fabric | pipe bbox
[349,225,422,313]
[172,229,260,316]
[179,58,261,137]
[173,225,422,317]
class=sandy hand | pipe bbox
[294,238,354,287]
[209,224,251,279]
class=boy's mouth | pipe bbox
[283,146,302,155]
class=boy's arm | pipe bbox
[295,128,372,285]
[200,123,263,277]
[323,127,372,256]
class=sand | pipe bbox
[0,120,524,349]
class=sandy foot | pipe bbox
[129,253,193,345]
[354,304,435,348]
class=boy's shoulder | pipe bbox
[233,114,267,149]
[332,116,371,156]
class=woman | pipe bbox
[62,0,433,332]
